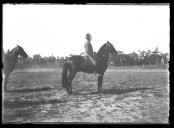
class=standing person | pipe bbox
[84,33,101,76]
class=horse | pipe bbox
[3,45,28,92]
[62,41,118,94]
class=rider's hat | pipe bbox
[85,33,92,41]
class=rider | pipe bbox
[84,33,101,76]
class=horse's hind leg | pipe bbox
[2,73,9,102]
[2,73,6,122]
[67,71,77,94]
[3,73,9,92]
[2,74,6,101]
[4,77,8,92]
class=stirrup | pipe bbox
[95,73,101,76]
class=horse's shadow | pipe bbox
[6,86,52,93]
[73,87,154,96]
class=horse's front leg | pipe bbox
[97,73,104,93]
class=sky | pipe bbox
[3,4,169,57]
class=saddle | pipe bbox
[80,52,98,67]
[80,52,97,59]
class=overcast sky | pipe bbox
[3,4,169,57]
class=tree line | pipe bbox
[13,47,169,69]
[15,54,67,69]
[109,47,169,66]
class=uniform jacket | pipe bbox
[84,41,94,57]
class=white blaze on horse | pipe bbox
[3,45,28,92]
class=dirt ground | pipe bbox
[3,65,169,123]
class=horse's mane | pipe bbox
[6,47,17,56]
[97,43,107,57]
[11,47,17,53]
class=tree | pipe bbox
[33,54,42,65]
[154,46,159,53]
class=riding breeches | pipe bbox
[87,55,97,66]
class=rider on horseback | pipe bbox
[84,33,101,76]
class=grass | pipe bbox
[3,65,169,123]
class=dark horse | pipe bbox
[62,41,117,94]
[3,45,28,92]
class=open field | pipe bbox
[3,65,169,123]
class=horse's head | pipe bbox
[105,41,118,57]
[16,45,28,59]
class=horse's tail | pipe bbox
[62,60,68,89]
